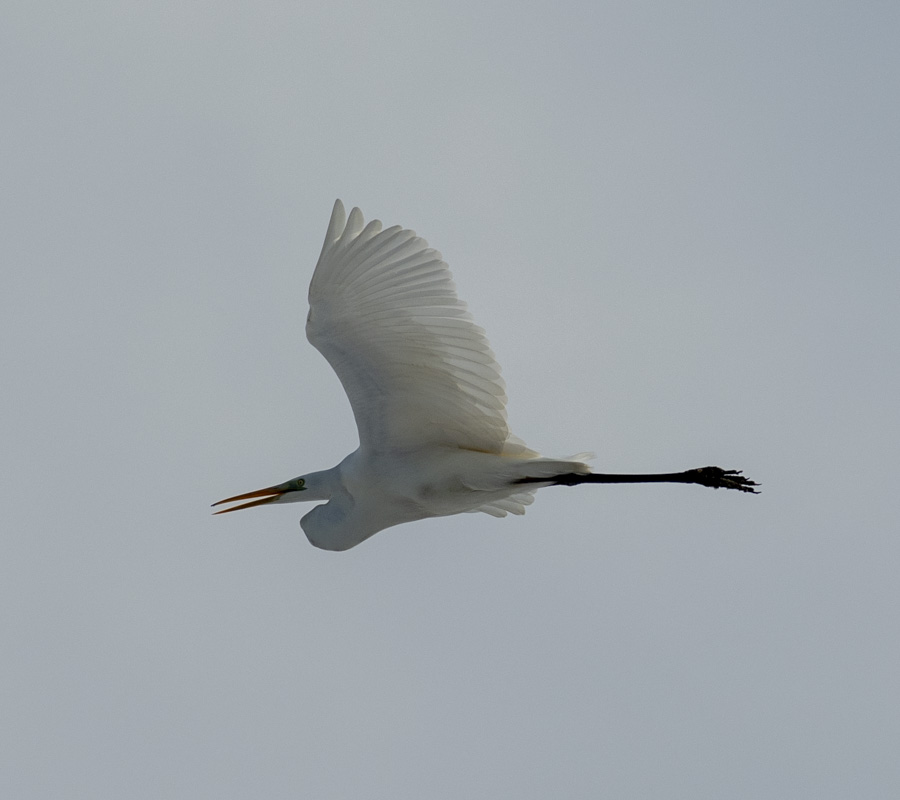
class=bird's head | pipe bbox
[212,476,308,515]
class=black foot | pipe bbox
[687,467,760,493]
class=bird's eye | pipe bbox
[297,478,305,488]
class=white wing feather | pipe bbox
[307,200,514,455]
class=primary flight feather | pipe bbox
[214,201,757,551]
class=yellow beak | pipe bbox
[212,484,286,514]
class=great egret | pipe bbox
[214,201,757,550]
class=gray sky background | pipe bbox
[3,1,899,797]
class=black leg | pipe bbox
[515,466,760,493]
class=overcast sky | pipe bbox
[3,1,899,797]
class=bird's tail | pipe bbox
[462,453,593,518]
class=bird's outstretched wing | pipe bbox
[306,200,511,455]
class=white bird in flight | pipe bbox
[214,201,757,550]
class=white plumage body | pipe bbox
[296,446,588,551]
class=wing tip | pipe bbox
[315,199,349,268]
[326,199,346,241]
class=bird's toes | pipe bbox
[692,466,760,493]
